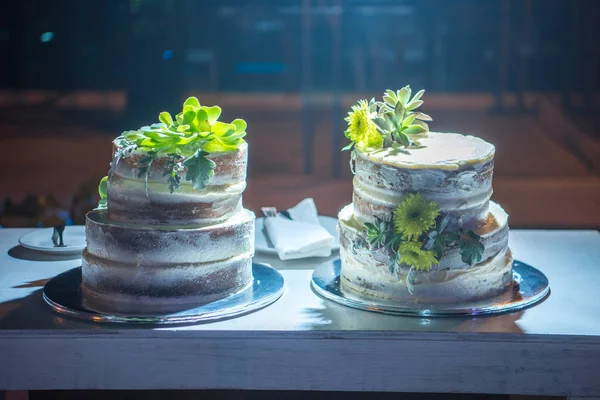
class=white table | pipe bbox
[0,228,599,398]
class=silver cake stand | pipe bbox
[43,262,284,325]
[311,258,550,317]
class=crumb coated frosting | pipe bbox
[361,132,495,170]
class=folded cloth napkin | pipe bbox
[264,198,335,260]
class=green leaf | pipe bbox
[401,114,415,127]
[437,214,450,233]
[383,94,397,106]
[211,121,236,135]
[183,109,196,124]
[406,100,424,111]
[394,101,404,117]
[459,231,485,265]
[182,149,216,190]
[202,106,222,123]
[159,112,173,126]
[398,86,410,106]
[197,120,211,132]
[411,89,425,103]
[341,142,354,152]
[176,133,200,145]
[97,176,108,209]
[98,176,108,199]
[385,89,397,100]
[140,137,158,148]
[369,97,378,112]
[379,103,394,114]
[231,118,247,133]
[372,116,390,132]
[413,120,430,132]
[183,97,201,109]
[142,130,169,140]
[364,222,377,231]
[403,125,428,135]
[195,108,208,121]
[413,112,432,121]
[385,233,404,252]
[394,130,411,147]
[168,170,181,193]
[430,232,448,259]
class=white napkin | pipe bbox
[264,198,335,260]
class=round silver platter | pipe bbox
[311,258,549,317]
[43,262,284,325]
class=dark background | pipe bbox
[1,0,599,228]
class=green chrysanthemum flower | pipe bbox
[344,100,383,152]
[393,193,440,240]
[398,241,439,272]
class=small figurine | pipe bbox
[52,225,66,247]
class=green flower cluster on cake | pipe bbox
[365,194,485,275]
[97,97,247,207]
[121,96,247,156]
[343,87,486,277]
[343,85,432,152]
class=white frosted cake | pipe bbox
[338,88,512,304]
[83,97,255,314]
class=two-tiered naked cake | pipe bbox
[338,87,512,304]
[83,97,255,314]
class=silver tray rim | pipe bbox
[311,258,550,317]
[43,261,284,325]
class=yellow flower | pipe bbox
[393,193,440,240]
[344,100,382,152]
[398,241,439,272]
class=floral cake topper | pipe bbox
[365,193,485,276]
[97,97,247,208]
[343,85,432,152]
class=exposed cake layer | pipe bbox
[340,246,513,304]
[107,141,248,225]
[82,251,253,315]
[82,207,255,314]
[339,202,508,271]
[353,132,495,231]
[86,208,255,265]
[338,201,511,303]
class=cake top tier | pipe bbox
[360,132,495,170]
[342,86,495,171]
[96,97,249,210]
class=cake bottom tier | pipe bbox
[338,201,513,304]
[82,250,253,315]
[340,246,513,304]
[82,208,255,315]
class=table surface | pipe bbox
[1,227,600,396]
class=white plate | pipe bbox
[19,226,86,255]
[255,215,340,255]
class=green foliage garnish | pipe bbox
[164,155,183,194]
[423,214,451,259]
[364,220,390,248]
[457,231,485,266]
[343,100,382,152]
[97,176,108,209]
[137,151,157,196]
[342,85,432,152]
[398,241,439,272]
[182,149,216,191]
[104,97,246,196]
[393,193,440,241]
[364,194,485,275]
[120,97,247,158]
